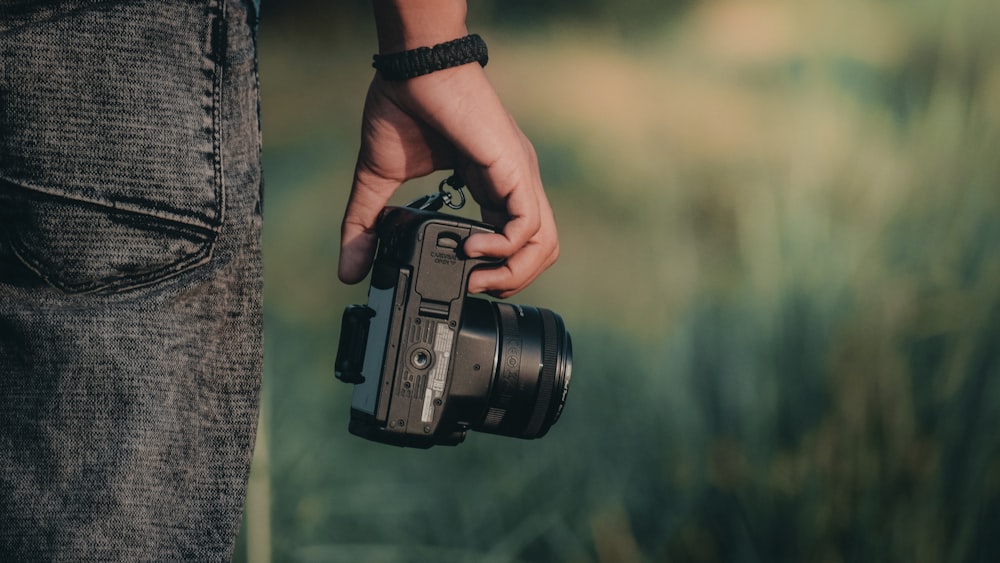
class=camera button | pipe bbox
[436,232,461,249]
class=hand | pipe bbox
[338,62,559,298]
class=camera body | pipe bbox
[335,205,571,448]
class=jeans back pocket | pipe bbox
[0,0,226,294]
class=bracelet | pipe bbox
[372,34,488,81]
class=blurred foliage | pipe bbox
[240,1,1000,562]
[260,0,691,36]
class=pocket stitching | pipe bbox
[4,212,218,295]
[0,175,222,232]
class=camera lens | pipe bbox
[459,298,573,440]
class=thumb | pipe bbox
[339,168,399,284]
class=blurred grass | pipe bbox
[239,1,1000,561]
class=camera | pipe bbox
[335,203,572,448]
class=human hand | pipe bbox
[338,55,559,298]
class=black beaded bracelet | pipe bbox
[372,34,488,81]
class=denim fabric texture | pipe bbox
[0,0,263,559]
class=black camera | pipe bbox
[335,203,572,448]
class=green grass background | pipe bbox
[237,1,1000,561]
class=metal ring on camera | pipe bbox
[438,175,466,210]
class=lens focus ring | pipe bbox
[524,309,559,436]
[482,302,521,429]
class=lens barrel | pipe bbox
[460,298,573,439]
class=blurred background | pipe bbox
[238,1,1000,561]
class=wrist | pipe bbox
[372,0,468,53]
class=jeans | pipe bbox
[0,1,263,559]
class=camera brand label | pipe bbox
[421,323,454,423]
[429,250,457,267]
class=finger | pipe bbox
[339,167,399,284]
[462,163,543,258]
[469,188,558,296]
[462,201,538,259]
[467,235,560,298]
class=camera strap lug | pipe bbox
[438,174,467,210]
[404,174,467,211]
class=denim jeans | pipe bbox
[0,1,263,559]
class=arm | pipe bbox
[338,0,559,298]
